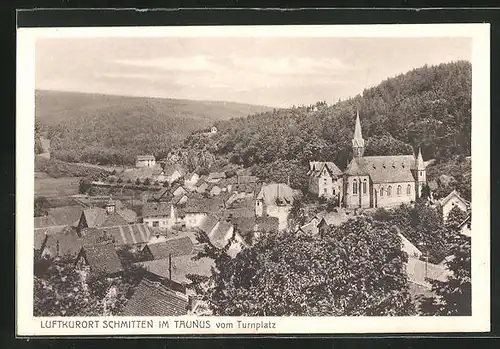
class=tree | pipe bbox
[34,196,49,217]
[143,178,151,186]
[445,206,468,230]
[418,236,471,315]
[191,217,415,316]
[135,178,141,185]
[34,256,103,316]
[78,178,92,194]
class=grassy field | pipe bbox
[34,176,81,198]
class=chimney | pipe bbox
[168,253,172,280]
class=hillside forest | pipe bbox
[36,61,472,200]
[179,61,472,200]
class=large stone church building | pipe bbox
[308,112,427,209]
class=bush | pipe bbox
[135,178,141,185]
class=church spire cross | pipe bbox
[352,110,365,158]
[354,110,363,140]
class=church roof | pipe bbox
[345,155,417,183]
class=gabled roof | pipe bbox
[136,155,155,160]
[81,207,136,228]
[297,221,319,236]
[80,243,123,275]
[163,165,184,177]
[438,190,470,207]
[207,172,226,181]
[142,202,172,218]
[95,223,153,246]
[255,216,279,233]
[146,236,194,260]
[121,278,188,316]
[34,215,58,229]
[231,216,256,236]
[198,215,220,235]
[43,227,82,257]
[256,183,297,206]
[308,161,342,177]
[345,155,417,183]
[184,196,225,214]
[47,206,83,227]
[209,221,233,249]
[406,257,451,288]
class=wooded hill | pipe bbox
[35,90,273,165]
[179,61,472,199]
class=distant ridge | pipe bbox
[35,89,273,165]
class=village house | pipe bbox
[163,165,184,184]
[206,172,226,183]
[141,236,195,261]
[308,161,343,200]
[121,277,189,316]
[406,255,452,298]
[458,214,472,238]
[39,226,83,260]
[142,202,180,229]
[135,155,156,168]
[211,126,218,134]
[81,223,156,251]
[255,182,298,230]
[438,190,470,222]
[76,200,137,234]
[75,242,124,277]
[182,196,226,229]
[310,112,427,209]
[171,184,189,197]
[183,172,200,189]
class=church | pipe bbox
[308,112,427,209]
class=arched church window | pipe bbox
[353,179,358,195]
[380,187,384,196]
[387,186,392,196]
[407,184,411,195]
[397,185,402,196]
[362,179,367,195]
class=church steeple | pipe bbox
[416,147,425,170]
[352,110,365,158]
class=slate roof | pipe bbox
[231,216,256,236]
[81,243,123,274]
[255,216,279,233]
[438,190,470,208]
[256,183,297,206]
[138,254,215,284]
[153,187,171,201]
[146,236,194,260]
[34,215,58,229]
[207,172,226,181]
[121,278,188,316]
[43,227,82,257]
[81,207,136,228]
[406,257,451,288]
[184,196,225,214]
[344,155,417,183]
[208,221,232,249]
[142,202,172,218]
[90,223,153,246]
[308,161,343,177]
[198,215,220,235]
[47,206,83,226]
[298,221,319,236]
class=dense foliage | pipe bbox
[371,200,459,264]
[179,61,471,194]
[34,252,145,316]
[36,90,271,165]
[419,236,471,315]
[191,217,415,316]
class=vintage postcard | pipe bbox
[17,23,490,336]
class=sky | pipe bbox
[35,37,471,108]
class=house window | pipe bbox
[333,189,336,195]
[380,187,384,196]
[353,179,358,195]
[362,179,367,195]
[387,186,392,196]
[153,221,159,227]
[397,185,402,196]
[407,184,411,195]
[324,178,327,184]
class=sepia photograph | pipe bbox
[16,23,490,335]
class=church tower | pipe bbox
[352,111,365,158]
[414,148,426,197]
